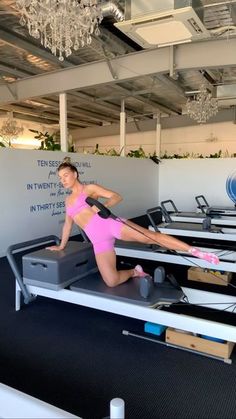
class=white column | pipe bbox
[59,92,68,152]
[155,113,161,157]
[120,99,126,157]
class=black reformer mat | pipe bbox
[70,271,183,305]
[10,238,184,308]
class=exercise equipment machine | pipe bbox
[7,236,184,309]
[6,197,236,346]
[161,198,236,227]
[195,194,236,216]
[7,234,236,344]
[147,205,236,241]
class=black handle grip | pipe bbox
[85,197,111,219]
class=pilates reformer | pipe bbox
[147,205,236,242]
[7,236,184,310]
[161,197,236,227]
[6,198,236,362]
[195,194,236,216]
[6,230,236,348]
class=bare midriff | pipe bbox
[72,207,97,230]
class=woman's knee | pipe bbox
[101,273,119,287]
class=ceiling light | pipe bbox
[0,112,24,146]
[15,0,103,61]
[186,85,219,124]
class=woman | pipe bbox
[47,160,219,287]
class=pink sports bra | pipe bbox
[66,189,90,218]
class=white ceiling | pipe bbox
[0,0,236,130]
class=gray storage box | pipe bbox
[23,241,98,290]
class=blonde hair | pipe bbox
[58,158,78,177]
[63,156,71,163]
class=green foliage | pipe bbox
[29,129,60,151]
[29,129,75,152]
[0,136,12,147]
[149,151,161,164]
[92,144,124,156]
[160,149,230,159]
[91,144,161,164]
[106,147,124,156]
[126,146,146,158]
[205,150,222,158]
[88,144,236,162]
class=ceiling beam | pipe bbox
[68,91,142,118]
[0,62,33,78]
[0,28,72,68]
[0,104,86,127]
[1,38,236,104]
[26,96,120,123]
[110,83,181,114]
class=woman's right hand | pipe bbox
[46,245,65,251]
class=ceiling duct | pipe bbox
[115,0,210,48]
[100,1,124,21]
[216,84,236,107]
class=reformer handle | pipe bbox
[161,199,179,214]
[85,196,117,219]
[195,195,209,213]
[7,235,60,305]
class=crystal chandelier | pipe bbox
[0,113,24,147]
[15,0,103,62]
[186,85,218,124]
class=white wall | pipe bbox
[72,120,236,157]
[0,149,159,257]
[74,130,157,156]
[162,122,236,156]
[1,148,235,258]
[159,158,236,211]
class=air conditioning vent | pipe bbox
[187,18,204,34]
[132,15,174,26]
[115,5,209,48]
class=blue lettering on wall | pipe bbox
[28,159,95,218]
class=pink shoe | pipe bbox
[133,264,149,277]
[189,247,220,265]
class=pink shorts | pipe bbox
[84,214,124,254]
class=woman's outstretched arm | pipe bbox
[47,215,73,251]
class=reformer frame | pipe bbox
[160,197,236,226]
[7,236,236,348]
